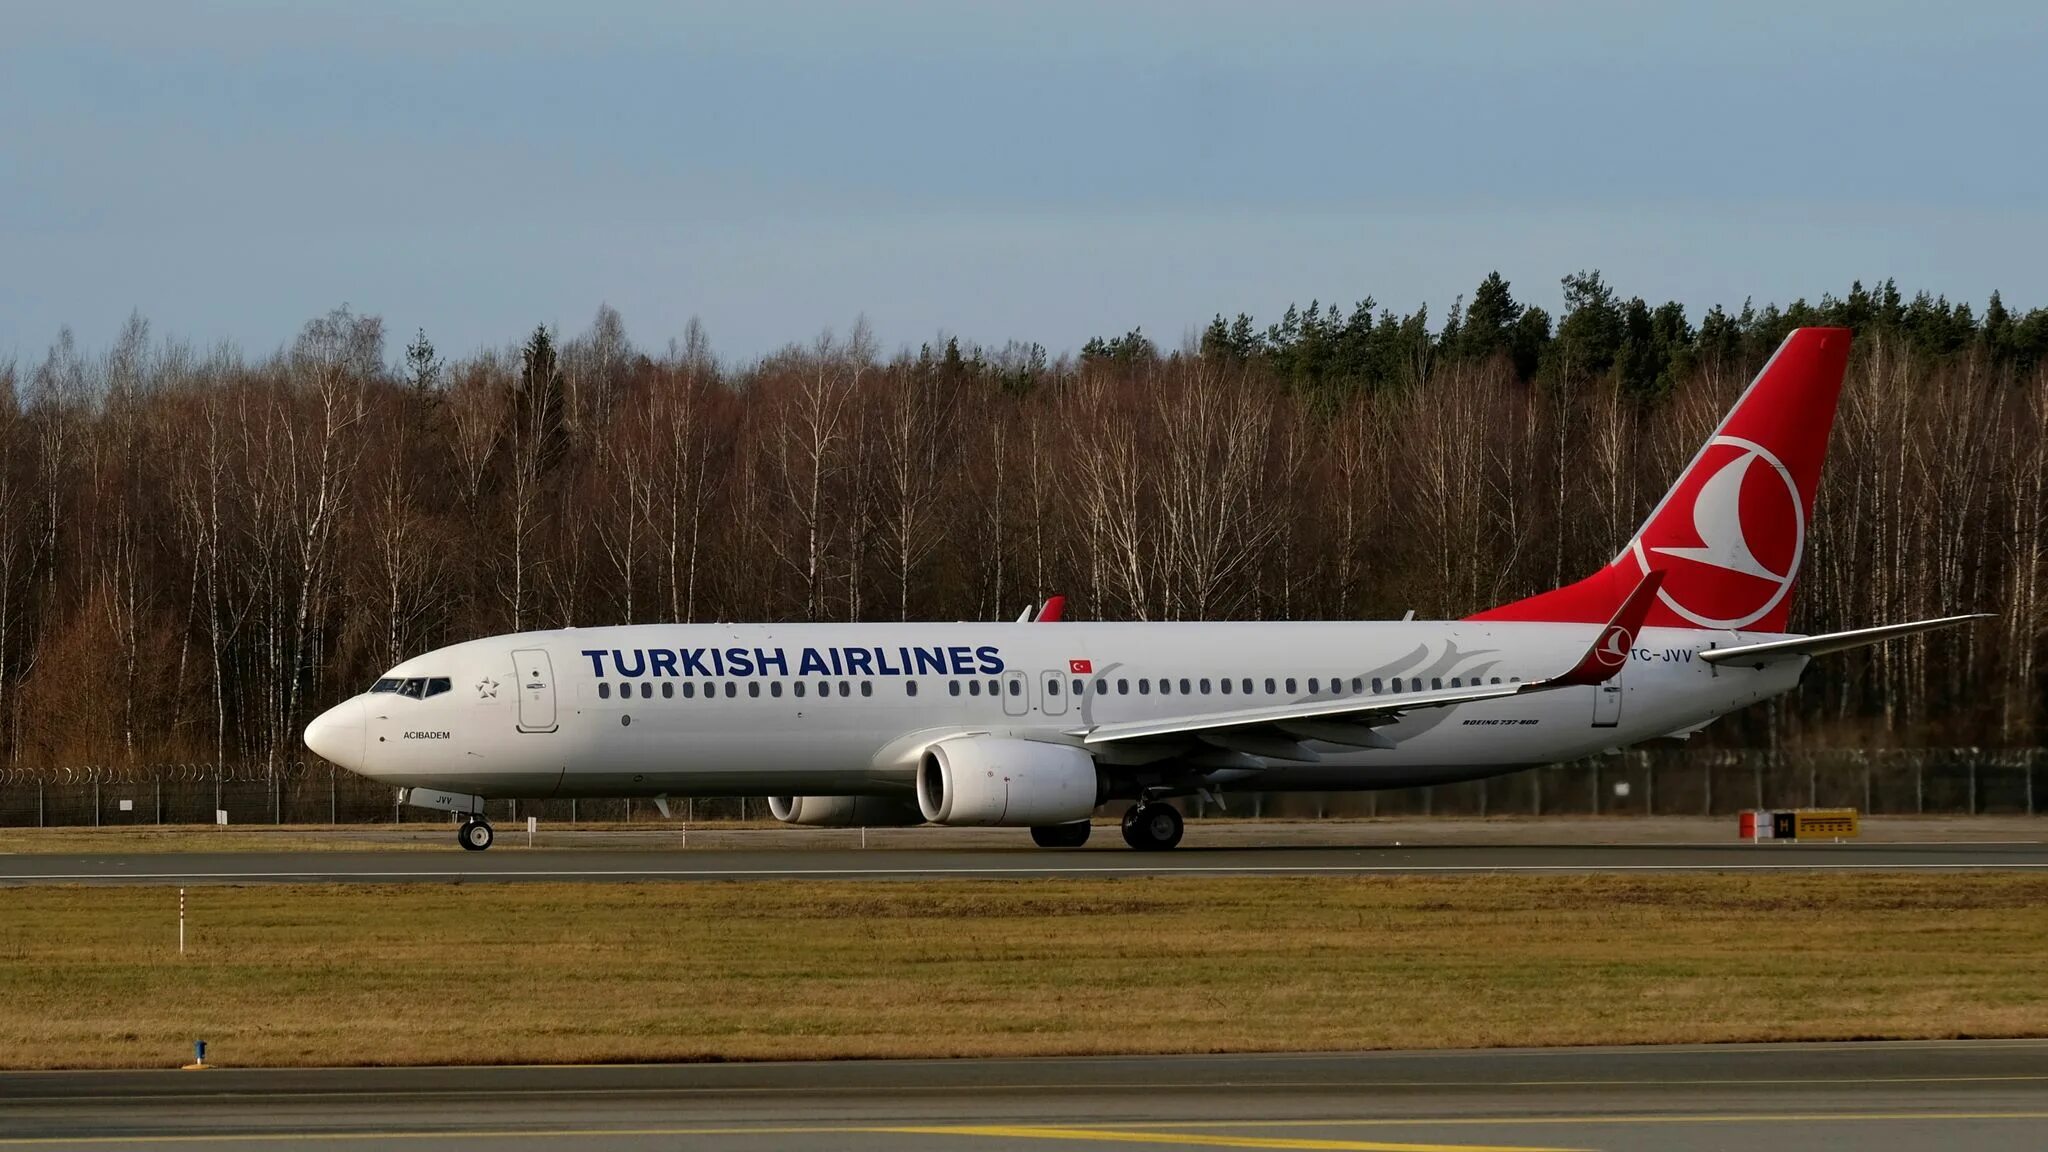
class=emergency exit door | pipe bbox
[513,649,558,732]
[1592,673,1623,728]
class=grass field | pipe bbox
[2,873,2044,1070]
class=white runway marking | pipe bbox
[5,861,2048,882]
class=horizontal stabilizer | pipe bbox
[1699,614,1992,667]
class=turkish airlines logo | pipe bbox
[1594,624,1633,669]
[1630,435,1803,629]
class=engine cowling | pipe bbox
[768,795,927,827]
[916,737,1101,826]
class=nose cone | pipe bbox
[304,696,367,770]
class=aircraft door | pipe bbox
[1039,670,1069,716]
[512,649,558,733]
[1592,673,1622,728]
[1002,670,1030,717]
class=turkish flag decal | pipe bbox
[1068,659,1092,674]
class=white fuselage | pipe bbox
[311,620,1805,800]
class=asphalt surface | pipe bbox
[2,1041,2043,1150]
[3,837,2046,885]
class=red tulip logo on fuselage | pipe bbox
[1630,436,1803,630]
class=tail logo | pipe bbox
[1630,436,1804,630]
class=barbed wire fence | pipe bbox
[0,748,2039,828]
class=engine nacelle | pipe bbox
[767,794,927,827]
[916,737,1101,826]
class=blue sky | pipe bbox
[4,1,2045,363]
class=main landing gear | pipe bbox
[1030,821,1093,849]
[1120,802,1184,851]
[457,818,495,851]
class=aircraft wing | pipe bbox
[1698,613,1992,667]
[1070,572,1662,755]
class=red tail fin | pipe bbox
[1469,327,1852,632]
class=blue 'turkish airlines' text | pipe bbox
[582,646,1005,679]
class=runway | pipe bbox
[3,838,2046,885]
[2,1041,2043,1150]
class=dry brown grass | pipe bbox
[2,873,2044,1070]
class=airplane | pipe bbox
[304,327,1987,851]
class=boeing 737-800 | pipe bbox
[304,327,1984,850]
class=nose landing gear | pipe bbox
[1120,802,1184,851]
[457,819,495,851]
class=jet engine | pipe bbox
[767,794,927,827]
[916,737,1102,826]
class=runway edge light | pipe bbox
[182,1040,209,1071]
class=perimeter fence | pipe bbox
[0,748,2041,828]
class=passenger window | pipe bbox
[1432,678,1442,691]
[1241,678,1252,694]
[683,682,695,698]
[749,682,761,698]
[1284,678,1296,694]
[861,681,873,697]
[1179,678,1191,694]
[1007,680,1019,696]
[372,678,401,693]
[906,680,918,697]
[1351,677,1363,692]
[770,682,783,698]
[986,679,998,696]
[725,682,737,698]
[1372,678,1383,693]
[1491,676,1502,685]
[1218,678,1230,694]
[598,682,611,700]
[795,682,806,697]
[1411,678,1422,692]
[641,683,653,699]
[1095,678,1108,694]
[949,680,961,696]
[1048,679,1060,696]
[969,680,982,697]
[1159,679,1171,696]
[1138,679,1151,695]
[661,682,673,699]
[1510,676,1521,683]
[1071,678,1084,696]
[817,681,829,697]
[1117,679,1129,695]
[1264,678,1276,694]
[1307,678,1319,694]
[427,677,452,698]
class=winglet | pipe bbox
[1548,570,1664,687]
[1035,595,1066,623]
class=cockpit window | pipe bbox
[426,677,452,698]
[399,678,427,699]
[371,678,402,693]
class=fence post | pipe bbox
[155,776,162,825]
[94,778,101,827]
[1968,758,1978,815]
[329,767,336,825]
[1704,758,1713,816]
[1532,768,1542,816]
[1591,762,1600,815]
[272,765,280,825]
[1916,761,1925,814]
[37,780,44,827]
[1645,757,1655,815]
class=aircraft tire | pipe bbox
[1120,803,1183,851]
[1030,821,1092,849]
[458,820,495,851]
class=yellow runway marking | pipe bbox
[2,1112,2046,1146]
[888,1127,1575,1150]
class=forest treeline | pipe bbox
[1,270,2042,774]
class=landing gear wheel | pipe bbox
[1120,803,1184,851]
[1030,821,1092,849]
[458,819,495,851]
